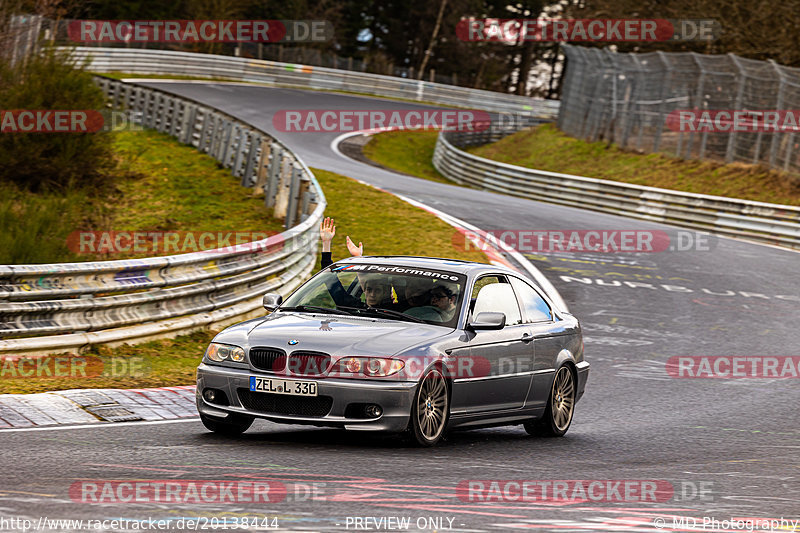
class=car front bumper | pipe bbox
[576,360,590,401]
[196,363,417,432]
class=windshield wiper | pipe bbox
[339,306,427,324]
[279,305,356,316]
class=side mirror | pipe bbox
[263,293,283,312]
[470,311,506,330]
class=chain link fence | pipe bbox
[558,44,800,175]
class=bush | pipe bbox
[0,47,114,191]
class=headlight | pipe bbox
[334,357,404,377]
[205,343,245,363]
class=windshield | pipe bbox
[280,263,467,327]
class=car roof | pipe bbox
[330,255,518,277]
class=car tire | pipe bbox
[409,366,450,447]
[524,365,575,438]
[200,412,254,435]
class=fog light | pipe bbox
[365,404,382,418]
[203,389,217,402]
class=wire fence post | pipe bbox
[768,60,787,168]
[725,54,747,163]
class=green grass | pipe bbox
[312,167,487,267]
[110,129,284,241]
[361,130,454,185]
[8,168,488,394]
[361,124,800,206]
[0,187,93,264]
[0,330,213,394]
[0,128,284,264]
[470,124,800,205]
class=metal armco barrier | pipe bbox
[0,77,326,356]
[434,127,800,250]
[66,47,560,119]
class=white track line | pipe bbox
[0,417,199,433]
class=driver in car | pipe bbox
[430,284,458,321]
[362,275,394,308]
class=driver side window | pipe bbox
[471,276,522,326]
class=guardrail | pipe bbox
[66,47,560,119]
[434,126,800,250]
[0,76,326,356]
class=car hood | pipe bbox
[214,312,453,357]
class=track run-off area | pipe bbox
[1,82,798,533]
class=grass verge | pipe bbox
[6,168,488,394]
[0,128,284,264]
[361,130,453,185]
[361,124,800,205]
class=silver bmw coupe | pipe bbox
[196,256,589,446]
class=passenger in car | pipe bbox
[401,277,435,309]
[404,281,458,322]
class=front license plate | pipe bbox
[249,376,318,396]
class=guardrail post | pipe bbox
[159,95,169,133]
[182,105,197,145]
[219,121,234,165]
[210,115,224,157]
[231,126,246,174]
[242,133,260,187]
[123,83,133,110]
[151,91,161,130]
[285,164,302,229]
[140,89,151,128]
[253,139,270,191]
[198,110,211,152]
[297,173,312,222]
[147,91,159,130]
[265,143,283,208]
[273,153,292,218]
[112,81,122,108]
[120,83,130,110]
[169,100,181,137]
[305,183,318,219]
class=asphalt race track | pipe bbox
[2,83,798,532]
